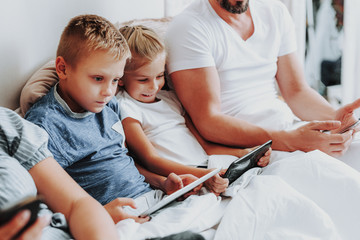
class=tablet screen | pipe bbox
[139,168,221,217]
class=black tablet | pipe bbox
[223,140,272,185]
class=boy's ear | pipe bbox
[55,56,67,80]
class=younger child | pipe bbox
[25,14,198,226]
[116,25,271,194]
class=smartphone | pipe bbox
[338,119,360,134]
[0,196,43,238]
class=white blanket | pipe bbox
[116,150,360,240]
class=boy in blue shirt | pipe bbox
[25,14,196,224]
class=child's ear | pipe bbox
[118,78,125,87]
[55,56,67,80]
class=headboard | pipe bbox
[0,0,165,110]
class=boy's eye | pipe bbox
[113,78,120,83]
[138,79,148,82]
[94,76,103,81]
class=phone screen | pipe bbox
[339,119,360,134]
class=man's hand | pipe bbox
[104,198,149,224]
[333,98,360,134]
[285,120,353,157]
[0,210,50,240]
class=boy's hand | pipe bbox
[104,198,149,224]
[204,169,228,196]
[163,173,201,200]
[257,148,272,167]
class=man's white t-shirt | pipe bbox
[117,90,208,167]
[166,0,298,131]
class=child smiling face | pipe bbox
[119,53,166,103]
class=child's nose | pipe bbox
[101,83,113,96]
[149,79,158,90]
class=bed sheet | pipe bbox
[116,150,360,240]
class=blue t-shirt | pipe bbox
[25,86,151,205]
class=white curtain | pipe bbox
[342,0,360,106]
[280,0,307,65]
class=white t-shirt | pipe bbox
[117,90,208,167]
[166,0,298,130]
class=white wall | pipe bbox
[342,0,360,107]
[0,0,164,109]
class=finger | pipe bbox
[2,210,31,239]
[213,178,229,190]
[324,135,352,153]
[219,169,227,176]
[307,120,341,131]
[212,183,228,195]
[332,130,353,143]
[116,198,137,209]
[343,98,360,113]
[133,216,150,224]
[328,148,348,157]
[181,191,196,200]
[211,175,228,185]
[169,173,184,188]
[257,159,268,167]
[19,215,51,240]
[265,148,272,155]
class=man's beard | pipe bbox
[218,0,249,14]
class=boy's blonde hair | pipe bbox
[57,14,130,67]
[119,25,165,71]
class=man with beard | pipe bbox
[165,0,360,168]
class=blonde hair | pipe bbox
[119,25,165,71]
[57,14,130,67]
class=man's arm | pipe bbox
[170,67,272,148]
[277,52,360,133]
[170,65,352,156]
[276,52,336,120]
[29,157,119,240]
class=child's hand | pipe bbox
[204,169,229,196]
[104,198,150,224]
[257,148,272,167]
[163,172,200,198]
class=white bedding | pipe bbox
[116,150,360,240]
